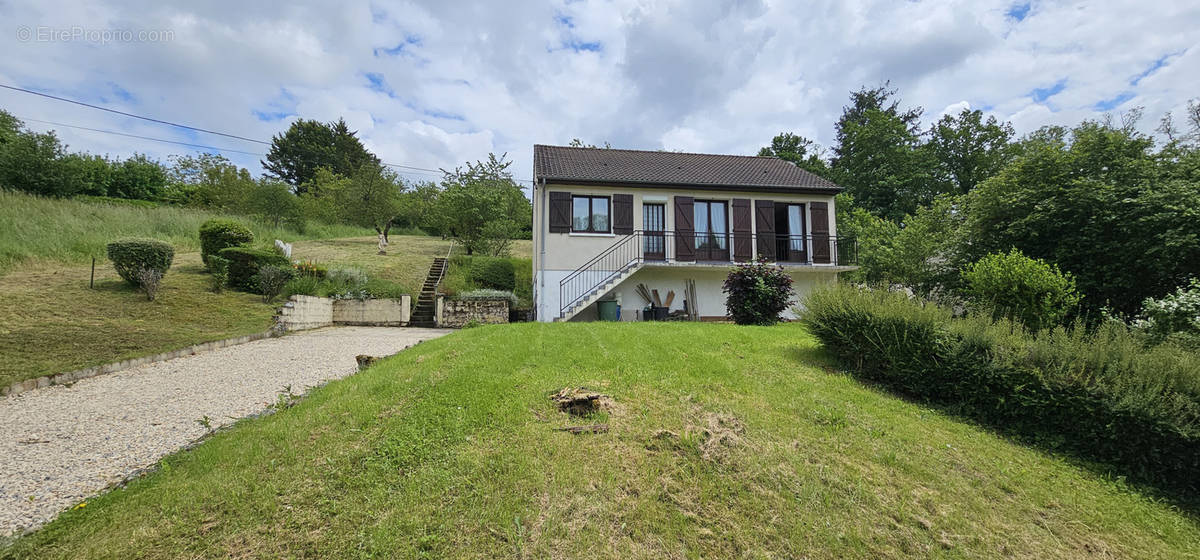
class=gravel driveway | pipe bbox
[0,326,450,536]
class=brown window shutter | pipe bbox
[754,200,775,260]
[612,194,633,235]
[810,201,831,264]
[548,191,571,233]
[674,196,695,262]
[732,198,752,262]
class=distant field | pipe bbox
[7,322,1199,558]
[0,189,370,273]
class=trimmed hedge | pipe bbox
[106,238,174,286]
[218,246,289,292]
[802,284,1200,499]
[469,257,515,291]
[199,219,254,268]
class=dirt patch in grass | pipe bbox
[550,387,615,416]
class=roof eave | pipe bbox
[535,176,843,195]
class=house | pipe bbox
[531,144,856,322]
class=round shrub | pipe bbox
[722,260,795,325]
[106,238,174,286]
[469,257,515,291]
[199,219,254,268]
[962,249,1081,332]
[218,246,289,292]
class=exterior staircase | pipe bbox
[410,256,448,327]
[556,232,645,322]
[556,262,642,321]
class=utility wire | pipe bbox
[1,83,270,145]
[4,83,535,183]
[20,117,268,157]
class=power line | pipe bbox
[20,117,268,157]
[0,83,269,145]
[4,82,535,183]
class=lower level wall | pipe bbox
[275,295,411,332]
[332,296,411,326]
[437,297,509,328]
[566,265,840,322]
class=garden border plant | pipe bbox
[801,283,1200,504]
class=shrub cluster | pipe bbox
[217,246,289,292]
[199,219,254,268]
[1134,278,1200,349]
[722,260,795,325]
[468,257,516,291]
[456,289,519,305]
[256,264,295,302]
[962,249,1081,331]
[801,284,1200,498]
[106,238,175,286]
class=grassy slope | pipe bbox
[0,189,369,273]
[8,323,1197,559]
[0,253,276,388]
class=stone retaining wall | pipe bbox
[275,295,412,332]
[437,296,509,328]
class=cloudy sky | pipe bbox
[1,0,1197,187]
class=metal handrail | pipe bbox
[557,231,857,316]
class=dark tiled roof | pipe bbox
[533,144,841,192]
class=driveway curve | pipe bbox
[0,326,451,535]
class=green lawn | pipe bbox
[7,323,1197,558]
[0,235,496,388]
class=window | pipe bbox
[572,195,610,233]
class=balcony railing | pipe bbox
[558,230,856,315]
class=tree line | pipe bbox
[0,111,533,256]
[762,84,1200,318]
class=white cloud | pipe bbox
[1,0,1197,185]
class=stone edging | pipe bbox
[2,331,277,398]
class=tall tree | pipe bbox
[333,162,405,241]
[831,84,934,222]
[757,132,832,177]
[926,109,1015,195]
[965,119,1198,315]
[436,153,532,255]
[261,118,379,194]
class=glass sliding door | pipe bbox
[694,200,729,261]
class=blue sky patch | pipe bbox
[252,109,289,122]
[364,72,395,96]
[1094,91,1135,111]
[555,13,575,29]
[374,34,422,57]
[1130,52,1176,86]
[1006,2,1031,21]
[1030,79,1066,103]
[561,38,602,53]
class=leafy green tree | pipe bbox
[0,110,20,144]
[758,132,832,177]
[246,178,302,228]
[332,163,404,241]
[108,153,168,200]
[61,153,113,197]
[166,153,256,209]
[437,153,532,254]
[842,195,966,296]
[926,109,1015,195]
[0,126,82,197]
[831,84,934,222]
[965,119,1199,314]
[262,118,379,194]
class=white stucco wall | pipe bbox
[531,180,846,322]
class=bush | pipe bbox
[281,275,325,299]
[293,260,327,279]
[1133,278,1200,348]
[326,267,368,290]
[962,249,1080,331]
[106,238,174,286]
[456,289,518,305]
[256,264,295,302]
[802,284,1200,498]
[469,257,515,291]
[218,246,289,292]
[722,260,795,325]
[207,256,230,293]
[199,219,254,268]
[134,267,163,301]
